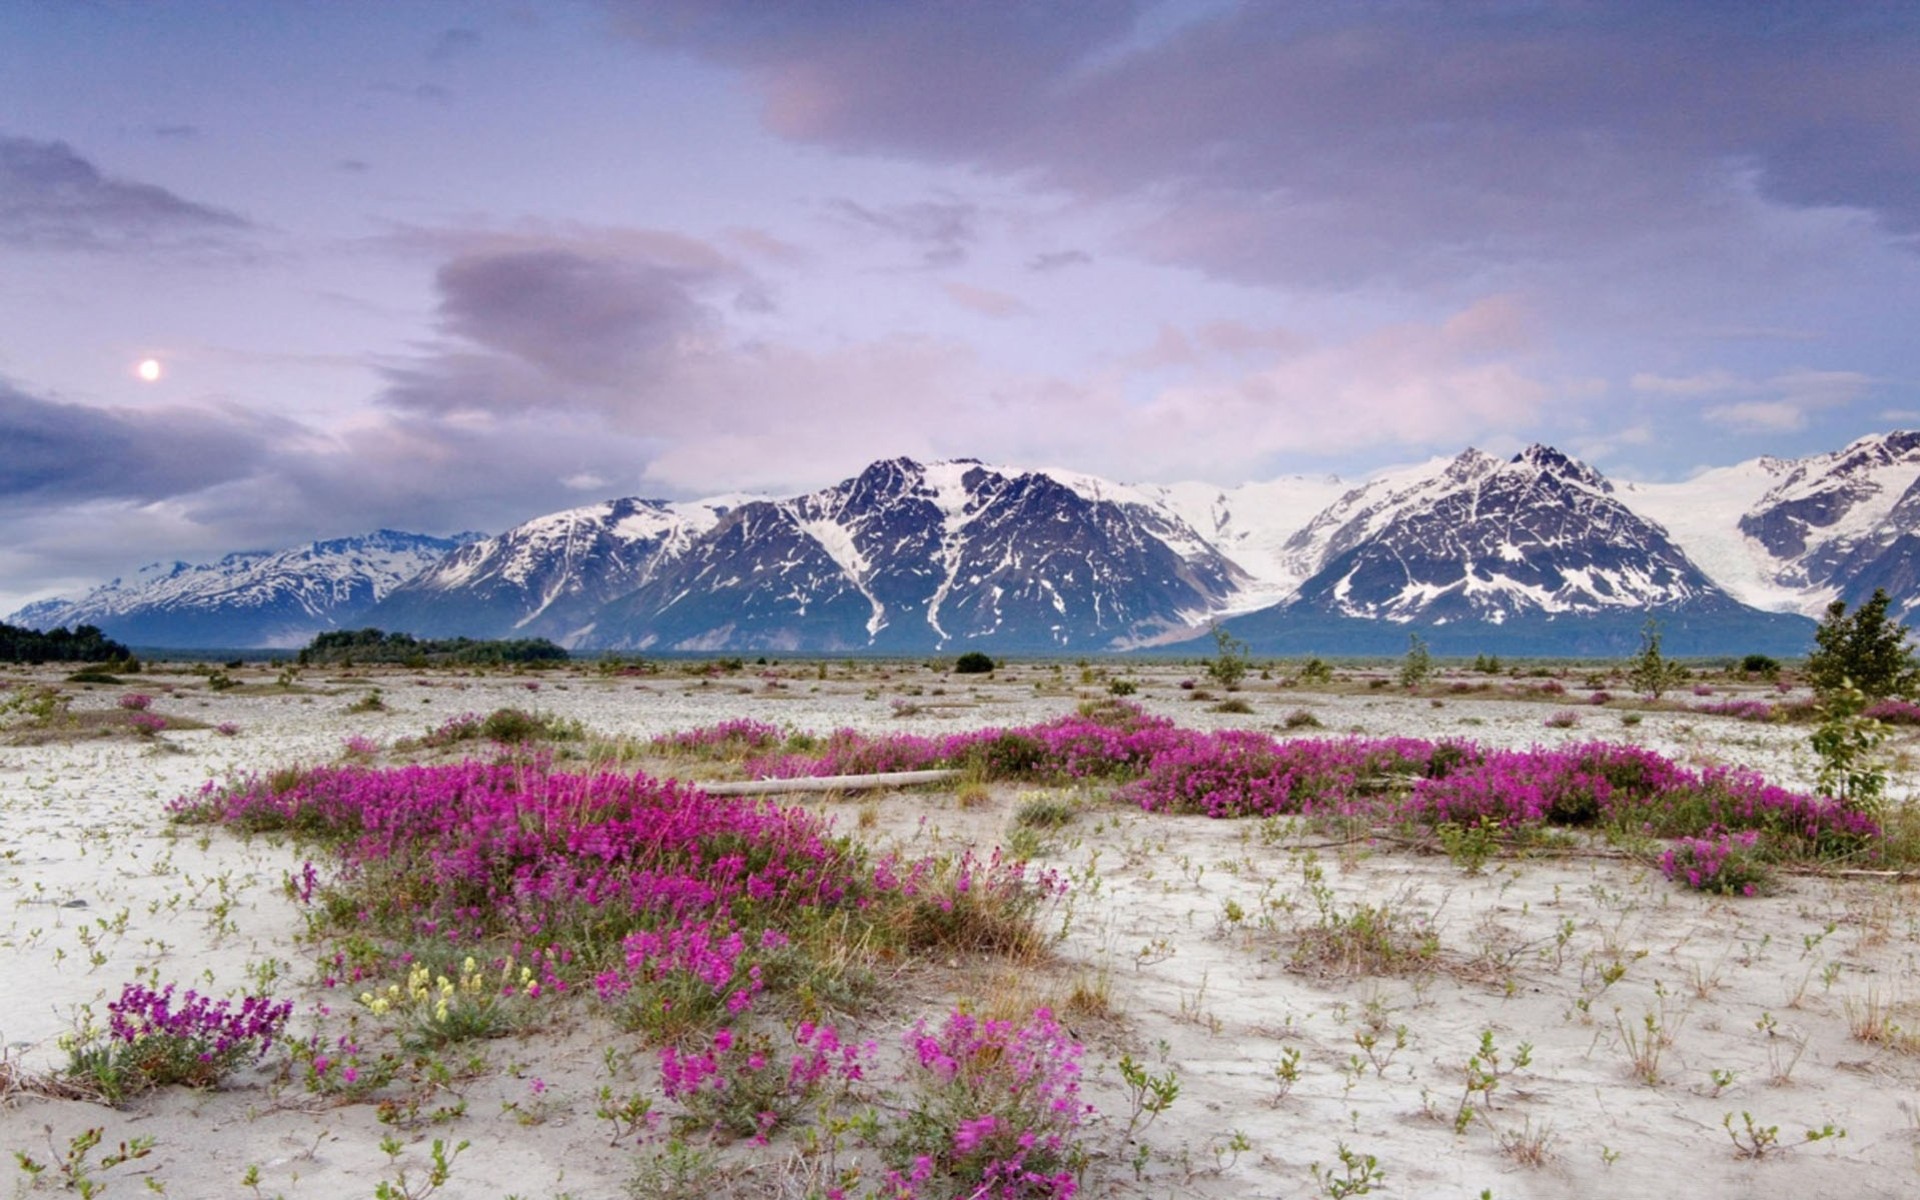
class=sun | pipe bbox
[136,358,163,383]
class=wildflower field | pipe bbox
[3,656,1919,1198]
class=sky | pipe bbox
[4,1,1919,614]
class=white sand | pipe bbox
[2,661,1916,1198]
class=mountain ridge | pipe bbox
[17,433,1920,653]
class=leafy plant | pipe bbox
[1398,633,1432,689]
[954,651,996,675]
[62,982,293,1103]
[1627,618,1685,700]
[1204,625,1251,690]
[1810,682,1889,812]
[1806,588,1919,699]
[1310,1142,1385,1198]
[12,1127,155,1199]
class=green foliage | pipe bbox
[1810,682,1889,812]
[1806,588,1919,699]
[1398,633,1432,688]
[953,650,996,675]
[1204,625,1251,690]
[1297,657,1335,684]
[297,628,568,666]
[1740,653,1781,679]
[1471,652,1502,675]
[0,621,133,665]
[1626,618,1685,699]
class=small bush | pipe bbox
[1013,795,1078,830]
[879,1008,1091,1198]
[1211,697,1254,715]
[1297,657,1334,684]
[1282,708,1323,729]
[954,651,996,675]
[64,982,293,1103]
[1660,831,1771,896]
[1741,654,1781,679]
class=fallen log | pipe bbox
[699,768,961,796]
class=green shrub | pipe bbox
[953,651,996,675]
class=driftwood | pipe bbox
[699,769,961,796]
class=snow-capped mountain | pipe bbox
[1287,445,1735,622]
[29,434,1920,656]
[1217,445,1816,655]
[361,497,733,643]
[591,458,1248,651]
[1626,431,1920,620]
[8,530,475,648]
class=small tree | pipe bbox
[953,651,995,675]
[1398,632,1432,688]
[1810,681,1889,813]
[1805,588,1919,700]
[1627,618,1685,700]
[1204,625,1250,690]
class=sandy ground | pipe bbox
[2,659,1918,1198]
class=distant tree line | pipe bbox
[296,628,569,666]
[0,622,134,664]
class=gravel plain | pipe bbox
[2,657,1918,1198]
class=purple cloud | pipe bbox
[0,134,251,251]
[604,2,1920,290]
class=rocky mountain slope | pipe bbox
[22,433,1920,655]
[8,530,474,648]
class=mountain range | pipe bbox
[17,432,1920,655]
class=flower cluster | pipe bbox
[1694,698,1777,722]
[882,1007,1091,1199]
[593,923,791,1039]
[649,718,783,757]
[65,982,293,1101]
[659,1020,872,1140]
[357,955,539,1047]
[1864,697,1920,726]
[1660,830,1770,895]
[117,693,152,711]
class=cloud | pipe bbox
[1630,370,1745,397]
[605,3,1920,291]
[0,134,251,251]
[941,281,1025,318]
[1635,367,1873,434]
[0,379,279,502]
[433,249,714,386]
[1026,249,1091,272]
[1705,401,1810,434]
[826,197,977,267]
[605,1,1144,153]
[429,27,482,62]
[1103,296,1550,478]
[371,226,754,419]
